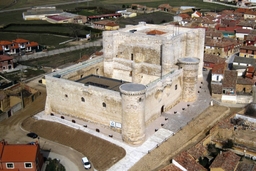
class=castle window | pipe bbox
[81,97,85,102]
[65,94,68,98]
[102,102,106,107]
[175,84,177,90]
[96,68,99,75]
[131,53,133,60]
[80,74,83,78]
[129,71,132,77]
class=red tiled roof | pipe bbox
[0,41,12,46]
[13,38,28,43]
[27,41,39,47]
[0,55,13,62]
[147,29,166,35]
[10,43,19,50]
[204,54,226,64]
[222,70,238,88]
[158,4,171,9]
[47,15,70,21]
[179,13,190,19]
[210,151,240,171]
[173,151,207,171]
[212,63,226,74]
[237,77,254,85]
[1,144,39,162]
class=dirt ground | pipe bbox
[22,118,125,171]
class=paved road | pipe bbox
[0,0,92,13]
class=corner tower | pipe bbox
[119,83,146,145]
[178,57,200,102]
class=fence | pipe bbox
[16,40,102,62]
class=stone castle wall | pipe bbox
[45,76,123,127]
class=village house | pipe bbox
[0,39,39,55]
[0,83,40,121]
[204,38,241,58]
[211,63,226,95]
[244,10,256,20]
[116,10,137,18]
[87,13,121,23]
[191,11,202,18]
[222,70,237,103]
[172,151,207,171]
[158,4,172,12]
[209,151,240,171]
[0,55,14,72]
[233,55,255,70]
[0,140,44,171]
[92,20,119,30]
[239,45,256,58]
[22,6,63,20]
[204,54,226,69]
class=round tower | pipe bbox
[119,83,146,145]
[178,57,200,102]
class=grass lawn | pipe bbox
[20,46,103,68]
[0,32,73,48]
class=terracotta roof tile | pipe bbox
[237,77,254,85]
[211,83,222,94]
[147,29,166,35]
[212,63,226,74]
[210,151,240,171]
[27,41,39,47]
[12,38,28,43]
[223,70,238,88]
[0,41,12,46]
[1,144,39,162]
[204,54,226,64]
[173,151,207,171]
[236,162,256,171]
[0,55,13,62]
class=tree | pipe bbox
[67,24,83,41]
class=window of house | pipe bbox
[217,76,219,81]
[65,94,68,98]
[24,162,32,168]
[6,163,14,168]
[81,97,85,102]
[175,84,177,90]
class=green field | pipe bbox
[20,46,103,68]
[0,32,73,48]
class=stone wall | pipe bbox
[45,76,123,127]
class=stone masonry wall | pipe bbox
[45,76,122,127]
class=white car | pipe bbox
[82,157,91,170]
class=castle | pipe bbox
[44,22,205,145]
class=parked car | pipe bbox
[82,157,91,170]
[27,132,38,139]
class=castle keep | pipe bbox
[44,22,205,145]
